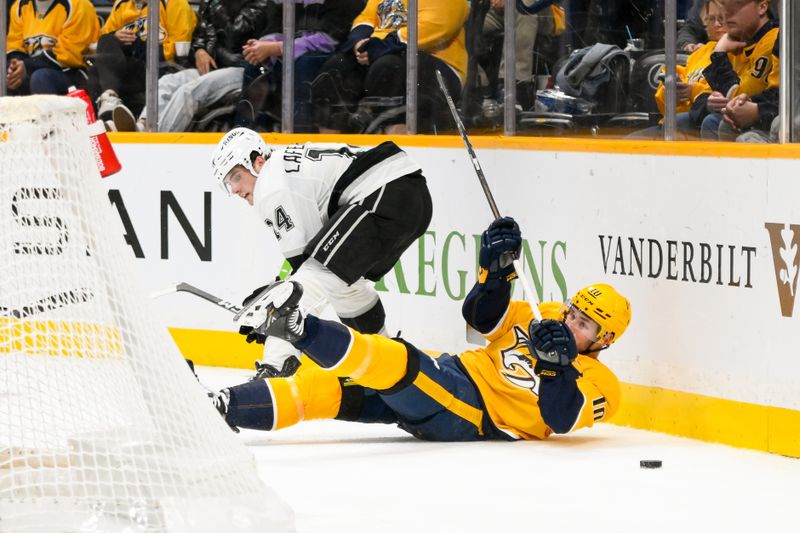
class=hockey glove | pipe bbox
[241,277,282,308]
[478,217,521,282]
[250,357,301,380]
[528,319,578,378]
[237,280,307,345]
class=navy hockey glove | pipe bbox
[479,217,521,282]
[251,357,302,380]
[528,320,578,378]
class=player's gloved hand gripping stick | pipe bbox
[435,69,542,321]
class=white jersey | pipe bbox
[251,141,421,258]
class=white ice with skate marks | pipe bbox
[200,365,800,533]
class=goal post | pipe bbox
[0,95,294,532]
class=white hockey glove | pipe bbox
[236,280,307,345]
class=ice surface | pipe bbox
[200,366,800,533]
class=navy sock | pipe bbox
[226,380,276,430]
[294,315,353,368]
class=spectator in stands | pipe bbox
[679,0,711,52]
[627,0,727,140]
[720,33,779,141]
[232,0,365,134]
[479,0,564,111]
[698,0,778,140]
[5,0,99,95]
[734,113,779,142]
[679,0,779,52]
[112,0,271,131]
[310,0,469,135]
[92,0,197,123]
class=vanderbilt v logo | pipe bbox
[764,223,800,317]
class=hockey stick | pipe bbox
[435,69,542,321]
[151,280,283,323]
[150,282,242,315]
[0,288,94,319]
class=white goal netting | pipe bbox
[0,95,294,532]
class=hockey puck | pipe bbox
[640,460,662,469]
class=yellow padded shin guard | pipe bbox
[269,362,343,430]
[332,333,408,391]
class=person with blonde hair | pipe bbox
[627,0,728,139]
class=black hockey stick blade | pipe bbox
[150,283,242,314]
[175,283,242,314]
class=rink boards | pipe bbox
[104,133,800,457]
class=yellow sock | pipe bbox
[269,361,343,430]
[331,332,408,391]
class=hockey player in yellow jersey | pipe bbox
[5,0,100,95]
[214,218,631,441]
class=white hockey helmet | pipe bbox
[211,127,271,194]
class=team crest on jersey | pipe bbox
[500,326,540,395]
[377,0,407,31]
[22,34,57,56]
[122,18,167,41]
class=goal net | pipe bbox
[0,95,294,532]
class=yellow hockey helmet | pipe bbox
[564,283,631,348]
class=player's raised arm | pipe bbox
[462,217,521,334]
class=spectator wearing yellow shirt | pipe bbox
[696,0,778,140]
[91,0,197,122]
[5,0,99,95]
[627,0,726,139]
[310,0,469,135]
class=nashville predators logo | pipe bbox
[377,0,407,31]
[22,34,57,55]
[122,18,167,41]
[500,326,540,395]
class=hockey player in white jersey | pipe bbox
[211,127,432,378]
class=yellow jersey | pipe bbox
[351,0,469,83]
[458,301,621,440]
[101,0,197,62]
[728,24,779,98]
[6,0,100,69]
[704,21,779,99]
[654,41,718,116]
